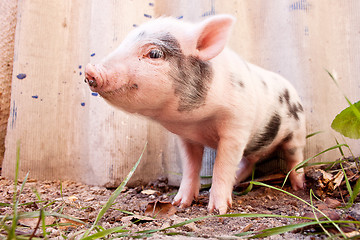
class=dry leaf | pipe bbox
[241,223,253,233]
[65,195,82,208]
[324,198,342,208]
[121,215,154,225]
[145,201,177,219]
[18,216,56,228]
[332,171,344,190]
[141,189,158,195]
[68,195,78,202]
[169,215,198,232]
[58,218,84,230]
[344,230,360,238]
[319,169,333,183]
[303,209,340,220]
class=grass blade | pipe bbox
[248,221,315,238]
[82,142,147,238]
[325,69,356,113]
[325,69,360,139]
[2,211,86,225]
[136,216,211,235]
[251,181,346,238]
[335,138,346,157]
[340,162,353,197]
[18,172,29,202]
[216,213,313,220]
[250,218,360,238]
[250,220,335,238]
[81,227,130,240]
[347,175,360,208]
[136,213,315,238]
[234,167,255,196]
[8,141,21,240]
[41,209,47,239]
[306,131,323,139]
[309,189,331,238]
[94,142,147,224]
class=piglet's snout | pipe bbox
[84,63,105,90]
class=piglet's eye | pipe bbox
[148,49,164,59]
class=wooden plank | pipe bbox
[0,0,17,168]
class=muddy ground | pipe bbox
[1,164,360,239]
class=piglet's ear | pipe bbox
[195,15,235,61]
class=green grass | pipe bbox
[326,70,360,140]
[80,142,148,239]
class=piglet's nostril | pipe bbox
[84,76,98,88]
[88,79,98,88]
[84,63,105,89]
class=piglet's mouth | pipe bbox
[84,63,139,94]
[95,83,139,96]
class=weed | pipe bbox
[327,70,360,140]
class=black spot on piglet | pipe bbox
[244,113,281,155]
[289,103,300,120]
[146,32,213,112]
[230,72,245,89]
[280,89,304,121]
[279,95,283,104]
[173,56,213,112]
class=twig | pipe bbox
[29,209,43,240]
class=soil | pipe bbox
[1,168,360,240]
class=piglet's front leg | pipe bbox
[172,140,204,208]
[208,140,243,214]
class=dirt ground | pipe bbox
[1,165,360,239]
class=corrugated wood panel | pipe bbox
[84,0,171,186]
[219,1,360,160]
[3,0,360,186]
[0,0,17,168]
[3,0,173,186]
[4,0,96,182]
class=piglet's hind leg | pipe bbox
[282,131,306,190]
[235,157,256,184]
[285,149,305,190]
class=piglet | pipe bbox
[85,15,306,214]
